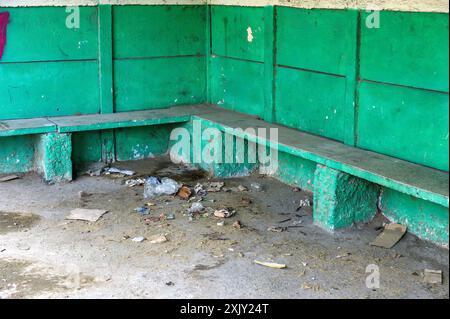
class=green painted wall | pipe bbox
[210,6,266,118]
[115,125,180,161]
[0,4,207,168]
[1,4,447,172]
[113,5,206,112]
[210,56,265,118]
[358,83,449,171]
[0,135,35,173]
[209,5,449,172]
[0,7,100,120]
[357,11,449,171]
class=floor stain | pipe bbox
[0,212,40,235]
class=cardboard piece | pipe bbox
[67,209,108,222]
[370,223,407,249]
[424,269,443,285]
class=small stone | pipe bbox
[237,185,248,192]
[233,220,243,229]
[250,182,263,192]
[149,234,168,244]
[132,236,146,243]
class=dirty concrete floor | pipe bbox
[0,156,448,299]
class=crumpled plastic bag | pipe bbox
[144,176,181,198]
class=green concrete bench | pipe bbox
[0,118,62,181]
[0,118,56,137]
[48,105,214,133]
[1,104,447,242]
[195,107,449,208]
[0,105,212,182]
[32,105,220,182]
[192,106,449,237]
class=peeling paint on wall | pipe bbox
[246,26,253,42]
[1,0,448,12]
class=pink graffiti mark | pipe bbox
[0,12,10,60]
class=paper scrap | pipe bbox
[66,209,108,222]
[370,223,407,249]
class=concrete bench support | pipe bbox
[313,164,380,231]
[35,133,73,183]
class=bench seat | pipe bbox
[195,106,449,208]
[0,118,56,137]
[48,104,220,133]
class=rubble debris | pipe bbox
[82,162,107,177]
[254,260,287,269]
[144,177,181,198]
[78,191,91,199]
[278,218,291,224]
[370,223,407,249]
[194,183,207,196]
[125,178,145,187]
[237,185,248,192]
[131,236,146,243]
[250,182,263,192]
[106,167,135,176]
[144,216,162,224]
[424,269,443,285]
[66,209,108,222]
[135,206,150,216]
[203,232,229,241]
[206,181,224,192]
[267,226,287,233]
[214,209,236,219]
[177,186,192,200]
[0,175,20,183]
[188,202,205,214]
[292,220,303,226]
[301,282,321,291]
[233,220,243,229]
[217,221,225,227]
[146,202,156,207]
[149,234,168,244]
[165,213,175,220]
[296,199,311,211]
[335,253,352,259]
[241,197,252,205]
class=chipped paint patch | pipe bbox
[246,26,254,42]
